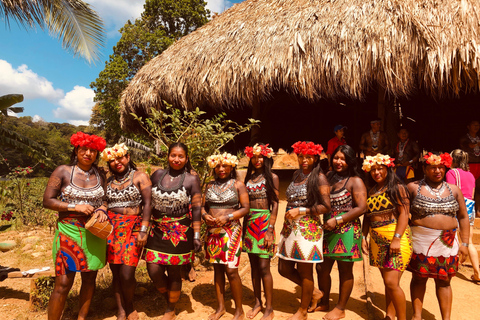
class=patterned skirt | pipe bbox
[243,209,275,259]
[206,220,242,268]
[323,211,362,262]
[53,216,106,276]
[277,210,323,263]
[407,226,459,280]
[107,212,142,267]
[144,213,194,265]
[369,219,412,271]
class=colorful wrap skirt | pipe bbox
[206,220,242,268]
[107,211,142,267]
[323,211,362,262]
[369,219,412,271]
[277,210,323,263]
[242,209,275,259]
[144,212,194,265]
[407,226,459,280]
[394,165,415,181]
[53,216,106,276]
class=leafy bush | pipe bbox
[30,276,55,310]
[132,103,259,186]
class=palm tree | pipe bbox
[1,0,105,63]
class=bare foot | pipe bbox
[247,304,262,319]
[117,312,127,320]
[126,310,139,320]
[312,304,329,312]
[260,310,274,320]
[307,288,324,312]
[208,309,226,320]
[323,307,345,320]
[411,314,422,320]
[286,309,308,320]
[188,267,197,282]
[232,310,245,320]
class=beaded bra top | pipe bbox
[246,176,268,200]
[151,171,190,217]
[411,180,459,220]
[366,191,396,217]
[59,166,104,208]
[205,179,239,209]
[286,174,308,208]
[106,170,142,209]
[330,178,352,214]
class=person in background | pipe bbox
[445,149,479,283]
[393,128,420,183]
[326,125,347,168]
[360,119,390,157]
[460,120,480,180]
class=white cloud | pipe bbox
[88,0,144,34]
[0,60,64,101]
[32,115,45,123]
[53,86,95,125]
[70,120,90,126]
[206,0,233,14]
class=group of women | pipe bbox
[43,131,472,320]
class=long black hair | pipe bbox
[366,165,409,208]
[303,154,326,209]
[168,142,194,173]
[330,144,362,178]
[244,144,279,208]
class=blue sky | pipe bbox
[0,0,242,125]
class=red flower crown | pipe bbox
[292,141,323,155]
[70,132,106,152]
[422,152,452,168]
[244,143,274,158]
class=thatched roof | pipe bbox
[120,0,480,130]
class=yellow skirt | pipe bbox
[369,219,412,271]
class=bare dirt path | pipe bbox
[1,201,479,320]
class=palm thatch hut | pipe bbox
[120,0,480,150]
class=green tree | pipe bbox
[1,0,105,63]
[90,0,210,140]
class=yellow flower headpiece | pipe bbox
[362,153,395,172]
[101,143,129,162]
[207,152,239,168]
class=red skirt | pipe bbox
[107,211,142,267]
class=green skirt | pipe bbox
[53,217,106,276]
[323,212,362,262]
[242,209,275,259]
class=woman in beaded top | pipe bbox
[361,153,412,320]
[43,132,108,320]
[144,142,202,320]
[311,145,366,319]
[406,152,469,320]
[101,143,152,320]
[277,141,331,320]
[243,143,279,320]
[203,152,250,320]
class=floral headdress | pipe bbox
[362,154,395,172]
[422,152,452,167]
[244,143,274,158]
[70,132,106,152]
[207,152,239,168]
[292,141,323,155]
[100,143,129,162]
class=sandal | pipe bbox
[471,275,480,283]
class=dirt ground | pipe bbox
[1,201,479,320]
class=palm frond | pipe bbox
[0,94,24,114]
[119,136,153,153]
[44,0,105,63]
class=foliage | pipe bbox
[31,276,55,311]
[0,116,87,175]
[90,0,210,140]
[132,103,259,186]
[1,0,105,63]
